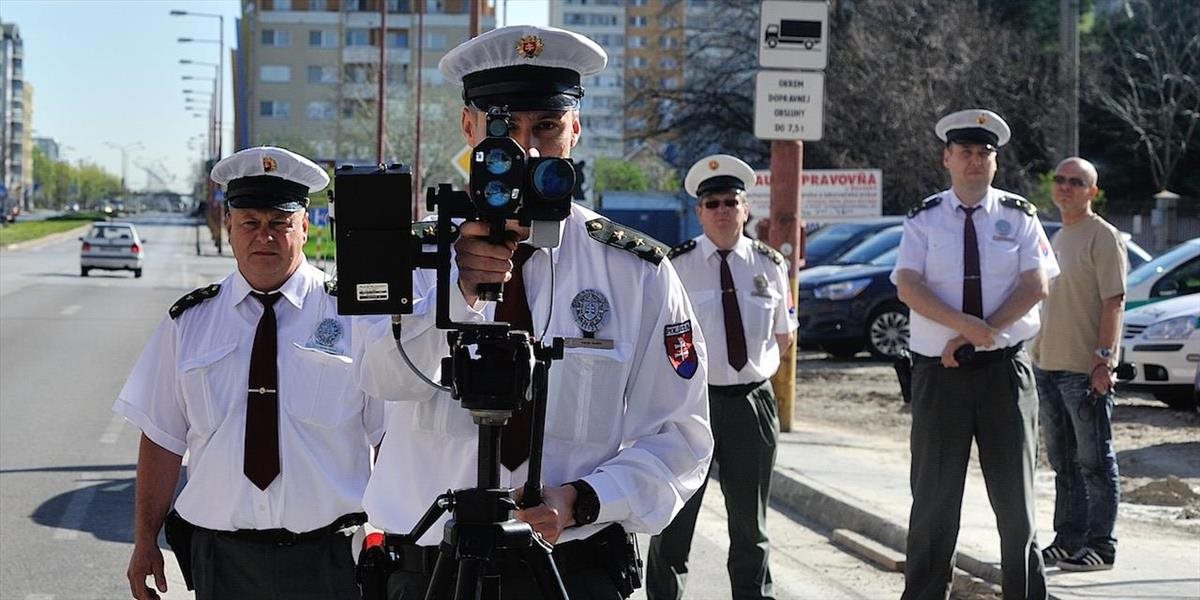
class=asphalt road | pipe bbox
[0,215,904,599]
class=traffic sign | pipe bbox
[754,70,824,141]
[759,0,829,70]
[451,145,472,180]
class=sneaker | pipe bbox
[1041,544,1073,566]
[1058,547,1115,572]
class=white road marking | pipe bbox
[51,481,98,540]
[59,304,82,316]
[99,414,125,444]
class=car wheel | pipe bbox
[1153,389,1199,412]
[81,267,89,277]
[134,269,143,278]
[821,341,862,359]
[866,305,910,359]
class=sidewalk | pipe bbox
[769,423,1200,599]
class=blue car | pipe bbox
[798,221,1153,359]
[802,217,904,269]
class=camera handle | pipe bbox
[475,217,515,303]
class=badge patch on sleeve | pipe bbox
[664,320,698,379]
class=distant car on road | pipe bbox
[1116,293,1199,411]
[802,217,904,270]
[1125,238,1200,309]
[80,222,144,278]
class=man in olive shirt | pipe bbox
[1031,157,1125,572]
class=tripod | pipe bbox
[388,328,570,600]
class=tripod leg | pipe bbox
[521,543,569,600]
[425,545,457,600]
[454,557,483,600]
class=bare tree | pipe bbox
[1090,0,1199,193]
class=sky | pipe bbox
[0,0,548,196]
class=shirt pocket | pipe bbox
[284,344,358,428]
[177,343,239,436]
[741,290,780,343]
[983,237,1021,277]
[547,343,632,446]
[926,233,961,283]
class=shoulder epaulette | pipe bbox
[169,284,220,320]
[585,217,668,266]
[752,239,784,265]
[324,279,337,297]
[411,221,458,244]
[668,239,697,259]
[907,195,942,218]
[1000,195,1037,216]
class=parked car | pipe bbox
[1116,294,1200,411]
[1039,222,1153,270]
[798,225,1154,359]
[1125,238,1200,309]
[80,222,144,278]
[801,217,904,269]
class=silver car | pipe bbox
[80,222,144,278]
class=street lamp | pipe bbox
[104,141,143,200]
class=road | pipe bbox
[0,215,904,599]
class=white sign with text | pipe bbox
[754,71,824,141]
[745,169,883,237]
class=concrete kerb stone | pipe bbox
[768,464,1059,599]
[1,222,92,252]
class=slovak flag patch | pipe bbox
[664,320,698,379]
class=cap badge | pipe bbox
[976,114,987,125]
[571,289,610,338]
[262,156,278,173]
[708,160,720,170]
[516,35,544,59]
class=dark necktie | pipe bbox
[718,250,749,371]
[961,206,984,318]
[245,292,282,490]
[496,244,536,471]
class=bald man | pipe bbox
[1030,157,1125,572]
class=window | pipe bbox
[260,100,290,118]
[658,16,679,28]
[307,65,337,84]
[344,0,369,10]
[657,57,677,69]
[628,36,646,48]
[261,29,291,47]
[628,55,647,68]
[260,65,291,82]
[628,15,647,27]
[659,77,678,89]
[386,64,408,83]
[426,0,444,13]
[345,28,371,46]
[386,30,409,48]
[309,0,329,10]
[271,0,293,9]
[594,34,624,46]
[344,63,373,83]
[387,0,410,12]
[658,36,678,49]
[564,13,618,26]
[629,0,647,6]
[309,30,337,47]
[425,32,447,49]
[307,101,335,120]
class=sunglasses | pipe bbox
[702,199,742,209]
[1052,175,1088,188]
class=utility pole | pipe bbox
[1059,0,1080,156]
[376,0,387,164]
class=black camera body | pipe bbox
[331,163,414,316]
[469,106,575,225]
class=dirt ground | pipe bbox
[792,351,1200,533]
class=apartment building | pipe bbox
[1,21,33,211]
[235,0,494,165]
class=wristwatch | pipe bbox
[567,480,600,526]
[1094,348,1114,361]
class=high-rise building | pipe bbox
[1,20,33,211]
[234,0,494,166]
[34,136,59,163]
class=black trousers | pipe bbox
[901,349,1046,600]
[189,527,359,600]
[645,380,779,600]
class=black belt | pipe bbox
[386,523,627,576]
[912,342,1023,367]
[709,380,767,395]
[202,512,366,546]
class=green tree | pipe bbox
[594,158,649,195]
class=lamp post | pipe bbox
[104,141,143,202]
[174,9,225,255]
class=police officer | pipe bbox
[116,147,386,600]
[646,155,796,600]
[352,26,713,599]
[892,109,1058,600]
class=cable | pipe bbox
[538,247,555,342]
[392,317,451,393]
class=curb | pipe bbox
[1,223,92,252]
[769,464,1061,599]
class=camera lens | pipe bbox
[531,159,575,201]
[487,118,509,138]
[485,149,513,175]
[483,180,512,207]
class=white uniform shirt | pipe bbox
[670,234,798,385]
[890,187,1060,357]
[113,260,387,533]
[354,204,713,545]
